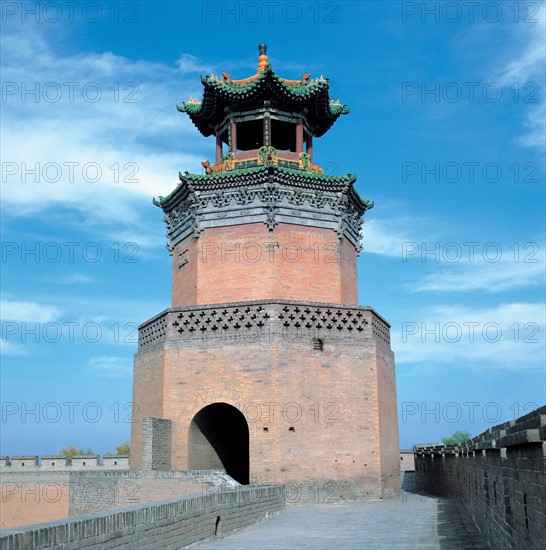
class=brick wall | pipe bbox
[414,406,546,550]
[0,485,285,549]
[130,346,166,471]
[131,300,401,502]
[171,223,358,307]
[400,451,415,472]
[376,344,400,496]
[142,418,172,471]
[0,468,229,530]
[0,473,71,530]
[68,470,229,515]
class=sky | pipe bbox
[1,0,545,455]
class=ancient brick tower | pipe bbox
[131,45,400,500]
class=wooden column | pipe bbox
[306,134,313,159]
[296,123,304,153]
[215,132,222,164]
[230,120,237,152]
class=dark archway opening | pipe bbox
[188,403,249,484]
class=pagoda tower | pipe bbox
[131,45,400,501]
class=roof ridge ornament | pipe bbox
[257,43,269,72]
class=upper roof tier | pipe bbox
[177,44,350,138]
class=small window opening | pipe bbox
[288,427,295,432]
[263,427,268,432]
[493,481,497,504]
[523,493,529,530]
[22,462,25,467]
[83,461,86,466]
[215,516,222,536]
[313,338,324,351]
[114,460,118,465]
[52,462,55,466]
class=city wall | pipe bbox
[0,455,129,472]
[0,455,129,529]
[414,406,546,550]
[0,462,231,530]
[0,484,284,549]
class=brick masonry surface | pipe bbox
[142,419,172,471]
[131,299,400,501]
[0,469,233,530]
[0,485,284,550]
[414,406,546,550]
[0,458,128,530]
[171,224,358,307]
[0,473,71,531]
[400,451,415,472]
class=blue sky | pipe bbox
[1,1,545,455]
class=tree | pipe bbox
[442,430,472,445]
[59,445,95,457]
[105,440,130,456]
[59,445,94,463]
[116,440,130,455]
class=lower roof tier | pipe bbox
[155,165,373,252]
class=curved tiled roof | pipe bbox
[154,165,367,208]
[177,65,349,138]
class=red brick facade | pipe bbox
[171,223,358,307]
[131,299,401,500]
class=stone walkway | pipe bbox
[198,474,489,550]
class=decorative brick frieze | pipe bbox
[137,311,168,349]
[157,167,371,253]
[137,300,390,352]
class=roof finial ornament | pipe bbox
[258,43,269,73]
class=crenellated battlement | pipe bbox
[413,406,546,550]
[0,455,129,471]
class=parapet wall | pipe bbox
[0,484,285,550]
[0,455,129,471]
[68,469,234,515]
[414,406,546,550]
[0,468,233,530]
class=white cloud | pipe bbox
[87,356,132,378]
[496,7,546,149]
[1,299,60,323]
[393,302,545,371]
[362,218,412,257]
[497,9,545,84]
[47,273,96,285]
[409,252,545,293]
[517,102,546,149]
[362,212,435,257]
[0,24,208,226]
[0,340,29,356]
[176,53,212,75]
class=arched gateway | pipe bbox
[188,403,249,484]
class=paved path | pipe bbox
[198,474,489,550]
